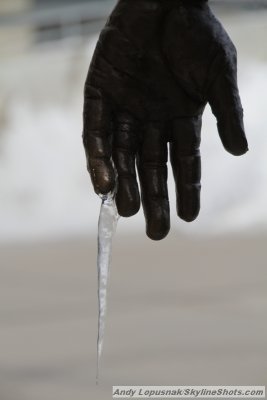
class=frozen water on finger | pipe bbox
[96,192,119,384]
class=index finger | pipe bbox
[83,85,115,194]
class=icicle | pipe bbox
[96,192,119,384]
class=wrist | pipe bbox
[163,0,209,8]
[182,0,208,3]
[180,0,209,9]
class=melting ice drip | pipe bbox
[96,192,119,384]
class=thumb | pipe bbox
[208,48,248,156]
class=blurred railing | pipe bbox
[213,0,267,9]
[0,0,116,54]
[0,0,266,55]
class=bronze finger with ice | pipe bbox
[83,86,115,195]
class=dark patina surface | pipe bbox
[83,0,248,240]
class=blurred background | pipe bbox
[0,0,266,399]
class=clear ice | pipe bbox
[96,192,119,384]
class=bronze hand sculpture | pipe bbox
[83,0,248,240]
